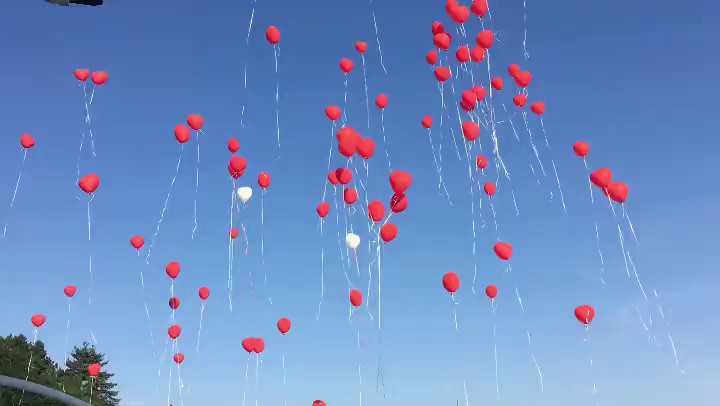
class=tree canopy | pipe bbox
[0,335,120,406]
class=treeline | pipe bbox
[0,335,120,406]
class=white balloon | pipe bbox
[236,187,253,203]
[345,233,361,249]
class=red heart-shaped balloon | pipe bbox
[327,171,339,186]
[258,172,271,189]
[277,318,291,334]
[338,137,357,158]
[130,236,144,249]
[476,155,488,169]
[573,142,589,157]
[356,138,376,159]
[254,338,265,353]
[491,78,503,90]
[471,0,488,17]
[513,94,527,108]
[426,50,439,65]
[462,90,477,107]
[515,72,532,88]
[343,188,358,205]
[91,72,108,85]
[494,242,513,260]
[64,286,77,298]
[575,305,595,325]
[166,262,180,279]
[375,94,388,109]
[340,58,354,73]
[368,201,385,222]
[78,174,100,194]
[531,102,545,115]
[242,338,254,353]
[74,69,89,82]
[433,32,452,50]
[313,401,327,406]
[421,116,433,129]
[470,47,485,64]
[434,67,452,82]
[590,168,612,189]
[230,228,239,239]
[355,41,368,53]
[88,364,101,377]
[21,134,35,149]
[443,272,460,293]
[485,284,498,299]
[173,353,185,364]
[335,168,352,185]
[476,30,494,49]
[446,0,459,14]
[31,314,46,328]
[175,125,191,144]
[462,122,480,141]
[473,86,487,101]
[229,156,248,178]
[169,297,180,310]
[484,182,496,196]
[168,325,182,339]
[449,5,470,24]
[350,290,363,307]
[199,287,210,300]
[228,138,240,153]
[326,106,342,121]
[317,202,330,218]
[380,224,398,243]
[456,46,470,63]
[508,64,520,77]
[186,114,204,131]
[266,26,280,44]
[389,171,412,194]
[390,193,408,213]
[607,182,629,203]
[432,21,445,35]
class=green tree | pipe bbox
[64,342,120,406]
[0,334,66,406]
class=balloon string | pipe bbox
[451,294,458,330]
[242,356,250,406]
[550,160,567,213]
[653,289,685,373]
[361,54,370,129]
[2,148,28,238]
[75,131,85,195]
[381,110,392,173]
[512,283,544,393]
[491,299,499,400]
[342,76,349,126]
[140,270,157,357]
[616,224,632,278]
[584,326,598,397]
[240,0,256,127]
[84,83,97,158]
[146,145,184,265]
[197,301,205,352]
[63,300,71,392]
[167,364,172,406]
[192,131,200,240]
[336,190,352,288]
[522,0,530,60]
[593,222,606,285]
[368,0,387,74]
[446,80,463,161]
[521,111,547,177]
[274,44,281,158]
[463,380,469,406]
[322,123,335,203]
[317,218,325,320]
[229,187,235,311]
[20,328,39,403]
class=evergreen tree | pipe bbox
[0,334,66,406]
[64,342,120,406]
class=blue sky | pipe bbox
[0,0,717,405]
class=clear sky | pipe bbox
[0,0,717,405]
